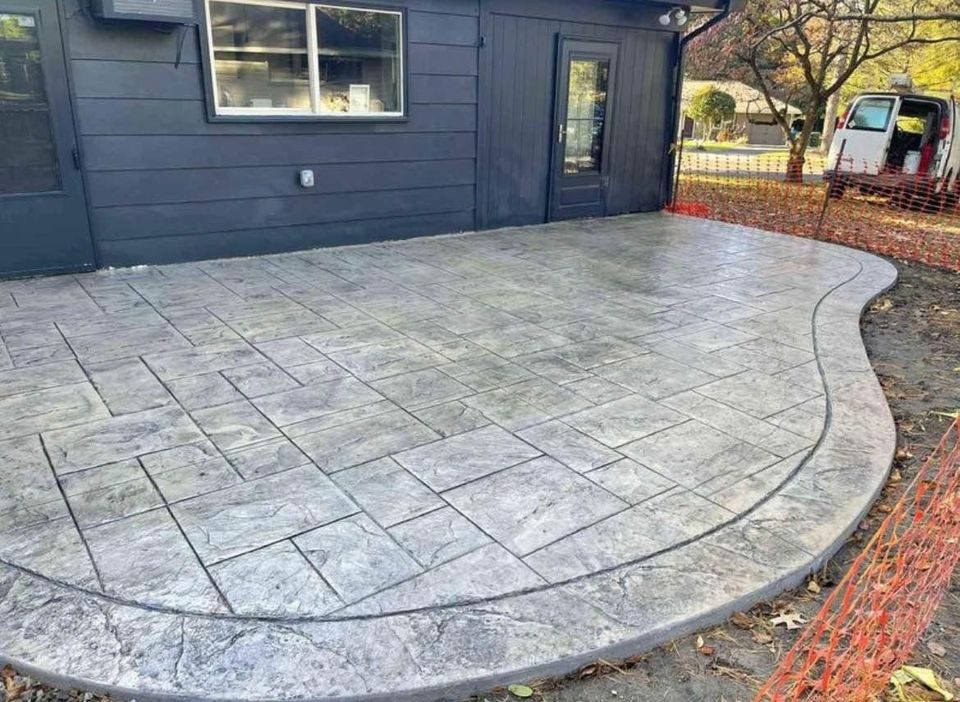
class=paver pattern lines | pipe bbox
[0,215,885,630]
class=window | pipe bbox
[0,12,61,194]
[563,58,610,175]
[847,97,895,132]
[204,0,403,118]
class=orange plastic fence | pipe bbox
[668,152,960,272]
[754,418,960,702]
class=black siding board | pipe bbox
[408,12,478,45]
[72,60,203,100]
[93,185,476,240]
[76,99,476,135]
[409,44,478,75]
[636,32,671,210]
[97,210,476,266]
[65,15,200,63]
[357,0,478,15]
[84,133,476,170]
[409,75,477,104]
[482,13,559,228]
[87,159,477,206]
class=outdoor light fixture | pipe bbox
[659,7,689,26]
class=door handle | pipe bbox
[558,123,565,144]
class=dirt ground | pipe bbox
[2,260,959,702]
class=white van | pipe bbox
[825,92,959,204]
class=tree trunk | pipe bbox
[786,150,806,183]
[786,112,818,183]
[821,55,849,152]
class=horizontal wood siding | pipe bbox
[75,100,475,135]
[63,0,479,265]
[92,185,476,240]
[82,133,476,170]
[86,159,477,206]
[478,0,677,228]
[97,211,477,266]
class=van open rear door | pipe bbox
[937,96,958,190]
[828,95,900,175]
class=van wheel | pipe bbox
[890,187,910,209]
[945,190,960,213]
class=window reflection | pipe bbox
[316,7,401,115]
[210,1,311,111]
[206,1,403,117]
[563,59,609,175]
[0,13,61,194]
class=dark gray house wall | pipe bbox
[63,0,481,266]
[478,0,677,229]
[25,0,685,268]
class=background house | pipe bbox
[681,79,801,145]
[0,0,738,276]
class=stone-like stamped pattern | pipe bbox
[0,214,896,701]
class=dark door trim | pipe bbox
[548,36,619,222]
[55,0,101,272]
[0,0,98,278]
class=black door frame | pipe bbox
[0,0,98,278]
[547,35,620,222]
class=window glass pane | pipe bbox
[847,97,895,131]
[316,7,401,114]
[563,58,609,175]
[209,1,310,110]
[0,13,61,194]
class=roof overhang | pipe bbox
[676,0,745,14]
[615,0,744,13]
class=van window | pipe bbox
[847,97,896,131]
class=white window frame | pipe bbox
[203,0,405,119]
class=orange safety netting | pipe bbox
[668,151,960,272]
[754,418,960,702]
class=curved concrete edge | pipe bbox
[0,232,898,702]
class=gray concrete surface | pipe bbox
[0,213,896,701]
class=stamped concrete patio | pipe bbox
[0,214,895,701]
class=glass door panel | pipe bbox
[0,11,61,194]
[550,39,618,221]
[563,58,609,175]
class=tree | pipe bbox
[686,0,960,181]
[839,19,960,99]
[687,85,737,143]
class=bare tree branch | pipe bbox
[827,12,960,22]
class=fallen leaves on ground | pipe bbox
[695,635,717,656]
[671,173,960,272]
[2,666,23,701]
[889,666,955,701]
[730,612,756,630]
[770,612,808,630]
[507,683,534,698]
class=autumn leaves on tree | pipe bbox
[685,0,960,181]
